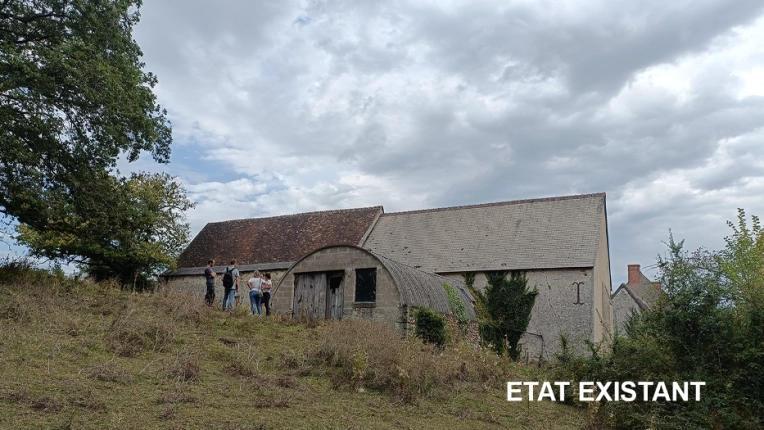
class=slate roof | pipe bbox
[175,206,383,269]
[363,193,606,272]
[612,284,650,310]
[612,268,661,310]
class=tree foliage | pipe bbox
[556,210,764,429]
[0,3,169,230]
[1,1,187,284]
[16,172,193,288]
[479,271,538,360]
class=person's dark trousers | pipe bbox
[262,291,271,316]
[205,286,215,306]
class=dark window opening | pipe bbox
[329,275,343,290]
[354,268,376,302]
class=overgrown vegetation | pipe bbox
[554,209,764,429]
[443,283,469,328]
[413,306,447,347]
[477,271,538,360]
[0,263,583,429]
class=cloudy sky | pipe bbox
[125,0,764,287]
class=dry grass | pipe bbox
[0,265,585,429]
[310,319,520,403]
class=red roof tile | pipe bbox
[177,206,383,268]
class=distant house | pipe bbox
[612,264,662,334]
[164,193,614,359]
[161,206,383,297]
[270,245,476,335]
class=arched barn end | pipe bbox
[270,245,475,335]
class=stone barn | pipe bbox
[165,192,614,359]
[161,206,382,300]
[362,193,613,359]
[270,245,476,335]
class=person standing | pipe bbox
[247,271,264,316]
[222,259,240,312]
[204,260,216,306]
[262,273,273,316]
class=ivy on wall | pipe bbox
[443,283,469,328]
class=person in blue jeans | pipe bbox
[247,271,264,316]
[222,259,240,312]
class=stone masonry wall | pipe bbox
[163,270,287,310]
[441,268,595,360]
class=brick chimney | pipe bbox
[627,264,641,285]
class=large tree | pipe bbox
[0,0,170,234]
[1,1,186,282]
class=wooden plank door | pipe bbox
[293,273,327,319]
[326,272,344,320]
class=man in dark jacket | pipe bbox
[204,259,216,306]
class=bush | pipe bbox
[554,216,764,430]
[414,306,447,347]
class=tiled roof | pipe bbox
[363,193,606,272]
[176,206,383,268]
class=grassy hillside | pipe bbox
[0,267,585,429]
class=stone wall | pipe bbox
[592,209,614,344]
[441,268,596,360]
[162,269,287,309]
[271,246,402,331]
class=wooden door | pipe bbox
[293,272,327,319]
[326,272,344,320]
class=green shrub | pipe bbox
[554,215,764,429]
[414,306,447,347]
[480,271,538,360]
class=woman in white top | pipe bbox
[247,271,265,316]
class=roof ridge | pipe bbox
[208,205,383,225]
[383,193,605,216]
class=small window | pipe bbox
[354,268,376,302]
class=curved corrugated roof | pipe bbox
[372,252,476,320]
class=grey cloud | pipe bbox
[128,0,764,287]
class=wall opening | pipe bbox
[354,268,376,303]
